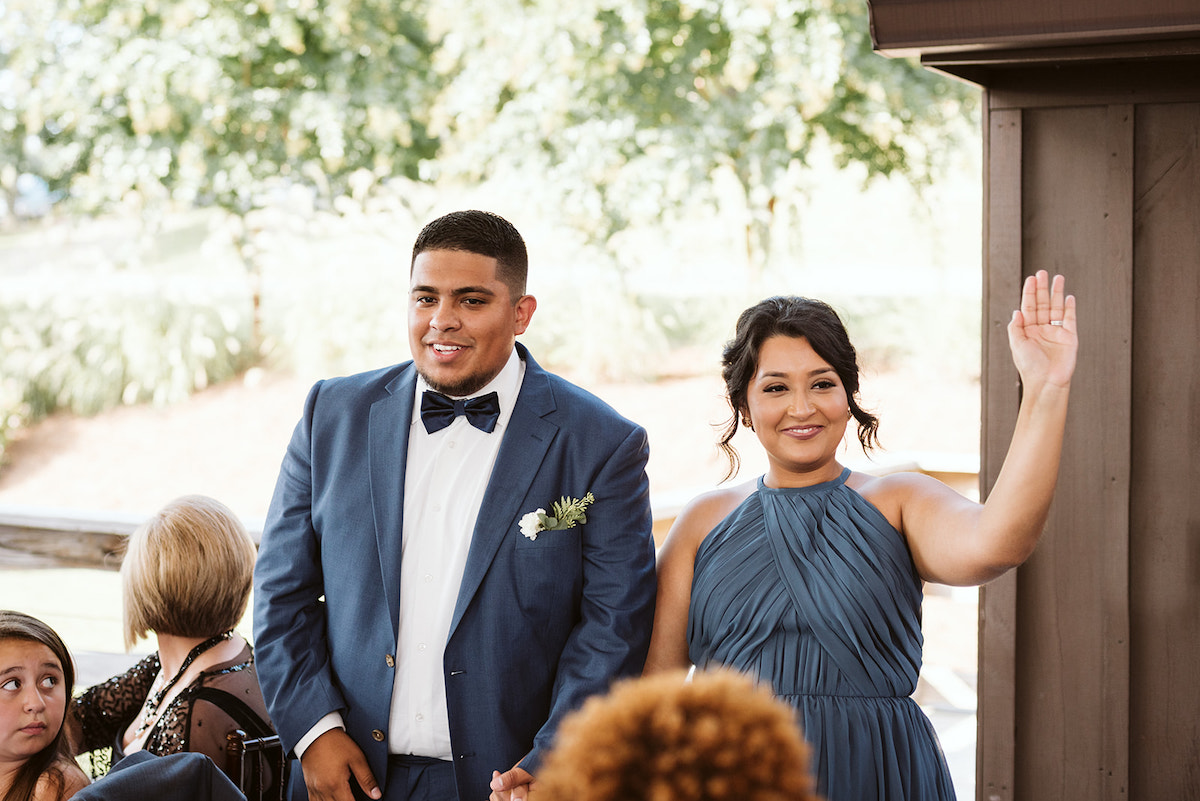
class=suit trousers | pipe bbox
[358,755,457,801]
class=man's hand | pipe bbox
[489,766,534,801]
[299,729,381,801]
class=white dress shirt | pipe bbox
[292,349,525,759]
[390,349,524,756]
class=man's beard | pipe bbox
[418,368,491,398]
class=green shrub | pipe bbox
[0,279,256,470]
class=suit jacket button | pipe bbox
[372,729,385,742]
[385,654,395,668]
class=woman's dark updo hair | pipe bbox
[718,296,879,479]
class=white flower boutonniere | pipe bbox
[520,492,596,541]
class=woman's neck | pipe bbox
[154,631,242,678]
[763,459,845,489]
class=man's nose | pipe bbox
[429,303,460,331]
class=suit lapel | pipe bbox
[369,365,417,642]
[449,348,558,638]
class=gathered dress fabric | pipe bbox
[688,468,956,801]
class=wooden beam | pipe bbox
[0,506,265,570]
[0,507,139,570]
[977,102,1022,801]
[867,0,1200,56]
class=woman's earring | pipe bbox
[742,415,754,432]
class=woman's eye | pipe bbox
[814,380,836,390]
[40,675,59,689]
[1,678,18,691]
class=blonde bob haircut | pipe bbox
[534,669,819,801]
[121,494,256,649]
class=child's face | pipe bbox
[0,639,67,768]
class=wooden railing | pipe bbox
[0,453,980,694]
[0,505,264,570]
[0,452,978,569]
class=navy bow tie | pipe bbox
[420,390,501,434]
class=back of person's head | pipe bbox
[0,610,76,801]
[121,495,256,649]
[534,669,820,801]
[410,210,529,299]
[718,296,879,477]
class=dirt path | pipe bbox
[0,366,979,518]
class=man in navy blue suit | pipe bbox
[253,210,657,801]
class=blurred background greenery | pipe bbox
[0,0,981,470]
[2,6,983,790]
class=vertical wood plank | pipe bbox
[977,100,1022,801]
[1101,103,1134,800]
[1130,101,1200,798]
[1015,104,1133,801]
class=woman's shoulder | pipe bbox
[33,759,90,801]
[190,642,271,726]
[59,761,91,799]
[847,468,965,531]
[669,481,758,548]
[686,481,757,513]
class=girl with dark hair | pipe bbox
[646,271,1079,800]
[0,611,89,801]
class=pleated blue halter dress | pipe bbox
[688,468,956,801]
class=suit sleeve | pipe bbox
[252,380,347,754]
[521,422,657,775]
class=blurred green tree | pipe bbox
[2,0,975,300]
[428,0,976,284]
[1,0,438,344]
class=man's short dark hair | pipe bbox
[411,210,529,299]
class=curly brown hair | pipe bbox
[533,670,820,801]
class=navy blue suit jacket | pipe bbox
[73,752,246,801]
[252,343,657,801]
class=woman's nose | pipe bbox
[22,688,47,712]
[788,393,814,416]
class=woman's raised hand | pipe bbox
[1008,270,1078,390]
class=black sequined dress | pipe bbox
[71,643,273,778]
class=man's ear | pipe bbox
[514,295,537,335]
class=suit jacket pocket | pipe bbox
[512,534,583,629]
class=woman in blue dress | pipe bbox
[645,271,1079,801]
